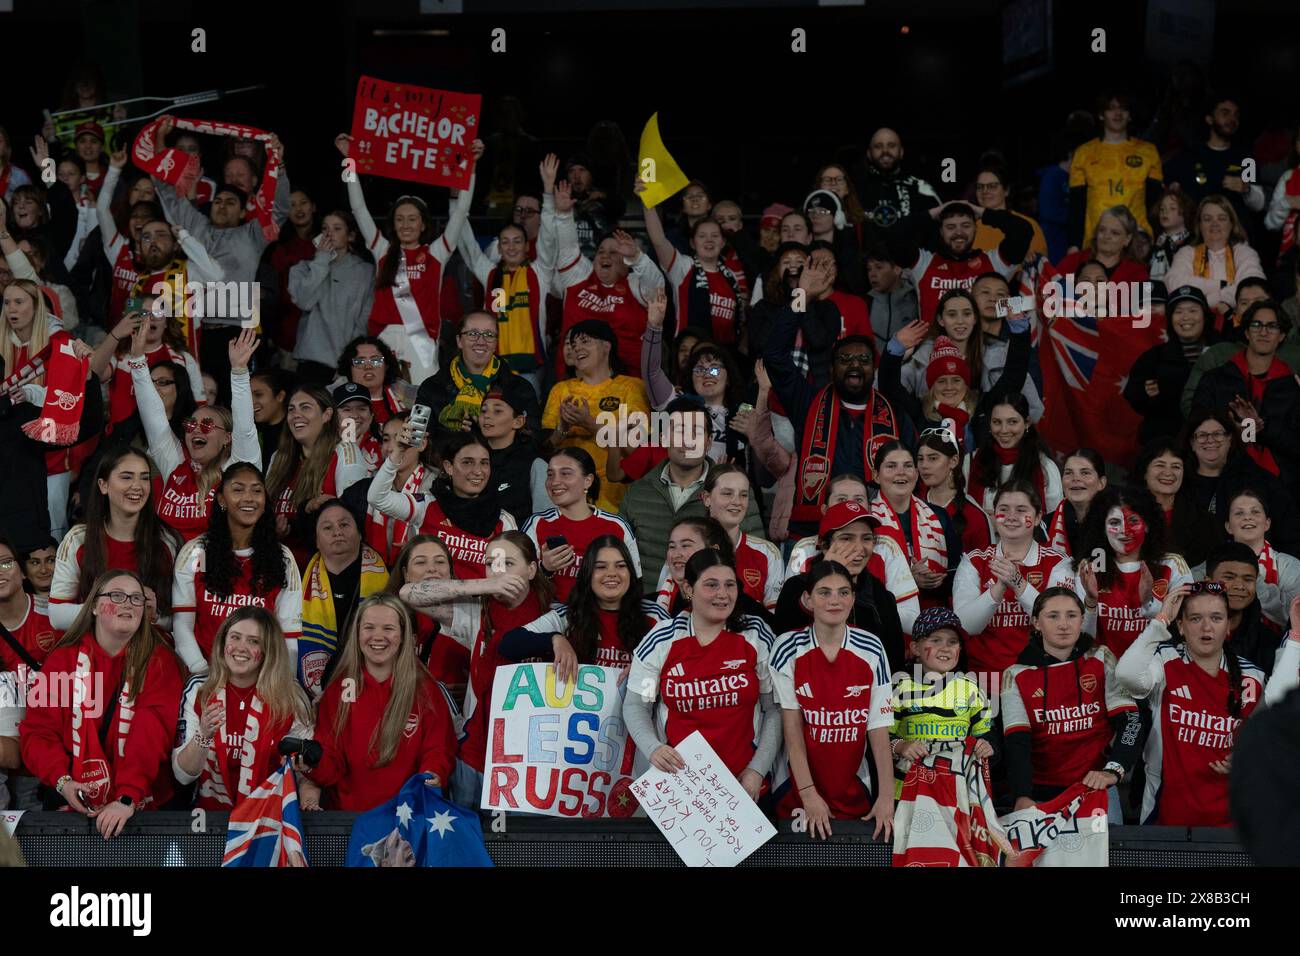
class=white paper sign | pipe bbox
[1,810,23,837]
[630,731,776,867]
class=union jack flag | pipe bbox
[222,758,308,867]
[1045,310,1099,391]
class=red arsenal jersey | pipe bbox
[1001,646,1136,789]
[910,248,1010,326]
[0,594,61,670]
[558,274,648,378]
[770,625,894,818]
[367,245,446,342]
[627,612,775,778]
[520,508,640,604]
[1077,557,1191,658]
[419,500,509,580]
[1138,642,1263,827]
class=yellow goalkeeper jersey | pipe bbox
[1069,137,1163,246]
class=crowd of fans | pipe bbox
[2,64,1300,848]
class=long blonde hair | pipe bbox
[266,386,340,511]
[198,607,311,728]
[194,405,235,504]
[52,568,176,703]
[325,593,427,766]
[1,279,52,382]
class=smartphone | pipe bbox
[995,295,1035,317]
[407,404,432,446]
[545,535,568,550]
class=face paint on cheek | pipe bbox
[1121,506,1147,552]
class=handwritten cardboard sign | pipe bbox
[480,663,638,818]
[631,731,776,867]
[349,76,480,189]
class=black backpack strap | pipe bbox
[0,620,40,674]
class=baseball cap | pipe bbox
[818,500,880,539]
[482,385,528,416]
[74,121,105,143]
[912,606,966,642]
[1166,284,1209,312]
[761,203,794,230]
[333,382,370,408]
[564,153,593,174]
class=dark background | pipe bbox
[3,0,1298,221]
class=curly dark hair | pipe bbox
[971,391,1050,493]
[336,334,400,387]
[202,462,287,598]
[563,535,645,663]
[1077,485,1167,590]
[679,341,743,407]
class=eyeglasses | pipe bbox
[1193,430,1228,443]
[151,378,176,388]
[1188,581,1226,596]
[974,182,1004,192]
[461,329,499,341]
[835,353,873,366]
[0,559,16,571]
[693,365,723,378]
[98,590,146,607]
[819,175,847,186]
[1247,321,1281,332]
[183,418,227,435]
[351,356,386,367]
[513,205,540,216]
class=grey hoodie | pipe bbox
[867,273,919,355]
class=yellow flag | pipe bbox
[636,112,689,210]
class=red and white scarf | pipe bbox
[1258,539,1280,587]
[1046,501,1072,557]
[200,687,280,808]
[2,333,89,444]
[791,386,897,526]
[70,634,135,812]
[872,493,948,574]
[133,115,281,241]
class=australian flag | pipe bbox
[222,757,308,867]
[346,773,492,867]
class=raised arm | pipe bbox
[636,179,677,266]
[227,330,261,466]
[96,149,126,249]
[639,286,677,409]
[125,322,184,477]
[456,216,493,286]
[175,224,225,282]
[336,134,384,255]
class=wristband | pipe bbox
[798,784,816,793]
[56,774,73,794]
[1103,761,1125,782]
[196,733,215,749]
[1154,614,1169,627]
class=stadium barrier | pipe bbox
[11,813,1254,866]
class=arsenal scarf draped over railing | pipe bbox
[133,115,281,241]
[892,739,1109,867]
[1,332,89,445]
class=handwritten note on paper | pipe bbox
[630,731,776,867]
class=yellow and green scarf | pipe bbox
[438,354,501,430]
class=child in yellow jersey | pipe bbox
[890,606,995,796]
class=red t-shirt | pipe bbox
[960,544,1069,677]
[367,247,445,342]
[520,509,638,604]
[419,500,507,580]
[0,595,61,670]
[154,461,214,542]
[1094,561,1182,658]
[559,274,648,378]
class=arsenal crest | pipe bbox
[1151,578,1168,600]
[78,758,112,810]
[403,711,420,738]
[1026,571,1043,589]
[802,455,829,500]
[301,650,329,698]
[1080,673,1097,694]
[743,568,762,589]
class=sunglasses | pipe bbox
[183,418,227,435]
[351,356,386,367]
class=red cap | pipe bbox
[818,500,880,539]
[925,336,973,389]
[74,121,105,143]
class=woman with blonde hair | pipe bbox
[1166,195,1266,314]
[128,324,260,541]
[305,593,458,811]
[20,569,184,837]
[172,606,313,810]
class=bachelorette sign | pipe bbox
[349,76,480,189]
